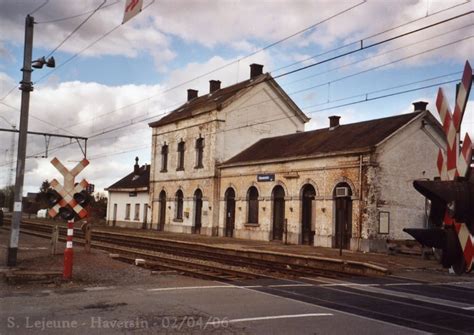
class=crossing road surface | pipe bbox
[1,274,473,334]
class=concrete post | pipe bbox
[7,15,34,266]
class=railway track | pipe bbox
[3,223,265,282]
[5,219,370,281]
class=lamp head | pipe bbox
[31,56,55,69]
[32,56,46,69]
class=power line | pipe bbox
[74,30,474,138]
[34,0,157,85]
[45,0,107,58]
[84,77,463,162]
[282,23,472,87]
[2,9,471,162]
[36,1,120,24]
[307,79,460,113]
[0,71,464,167]
[15,32,472,161]
[271,0,471,74]
[16,0,364,121]
[301,71,462,110]
[0,100,81,136]
[287,35,473,97]
[48,9,474,134]
[273,11,473,80]
[28,0,49,15]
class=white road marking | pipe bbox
[385,283,422,287]
[84,286,116,291]
[319,283,380,287]
[206,313,333,325]
[268,284,314,288]
[147,285,261,292]
[462,306,474,310]
[226,282,428,334]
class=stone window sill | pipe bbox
[173,218,183,222]
[244,223,259,227]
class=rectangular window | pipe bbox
[195,137,204,169]
[125,204,131,220]
[161,144,168,172]
[177,141,185,171]
[134,204,140,221]
[175,190,183,220]
[248,187,259,224]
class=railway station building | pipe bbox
[105,157,151,228]
[147,64,445,252]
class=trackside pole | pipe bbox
[63,219,74,279]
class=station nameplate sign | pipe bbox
[257,174,275,182]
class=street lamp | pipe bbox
[7,15,55,266]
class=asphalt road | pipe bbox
[1,274,473,334]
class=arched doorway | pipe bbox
[224,188,235,237]
[272,185,285,241]
[158,190,166,231]
[194,189,203,234]
[333,182,353,250]
[301,184,316,245]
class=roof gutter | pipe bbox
[219,147,375,169]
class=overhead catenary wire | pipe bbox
[1,7,472,164]
[63,27,474,138]
[271,0,471,74]
[33,0,156,85]
[13,30,472,162]
[273,10,473,80]
[45,0,107,59]
[80,77,462,162]
[10,70,464,167]
[41,11,474,135]
[0,0,468,106]
[28,0,49,15]
[36,1,120,24]
[281,23,473,87]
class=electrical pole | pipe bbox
[7,15,34,266]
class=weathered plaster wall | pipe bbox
[375,113,444,240]
[106,191,150,229]
[219,155,362,248]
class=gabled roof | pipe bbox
[148,73,308,128]
[223,111,426,166]
[106,165,150,191]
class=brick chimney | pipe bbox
[209,80,221,93]
[250,63,264,79]
[134,157,140,175]
[412,101,428,112]
[329,115,341,129]
[187,89,198,101]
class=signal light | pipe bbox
[59,207,75,221]
[413,178,474,234]
[405,176,473,274]
[73,191,90,207]
[46,190,60,207]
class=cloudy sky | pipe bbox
[0,0,473,196]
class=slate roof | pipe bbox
[106,165,150,191]
[149,73,308,128]
[223,111,425,165]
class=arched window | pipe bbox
[177,140,185,171]
[195,137,204,169]
[175,190,183,220]
[247,186,259,224]
[160,143,168,172]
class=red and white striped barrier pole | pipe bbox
[63,219,74,280]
